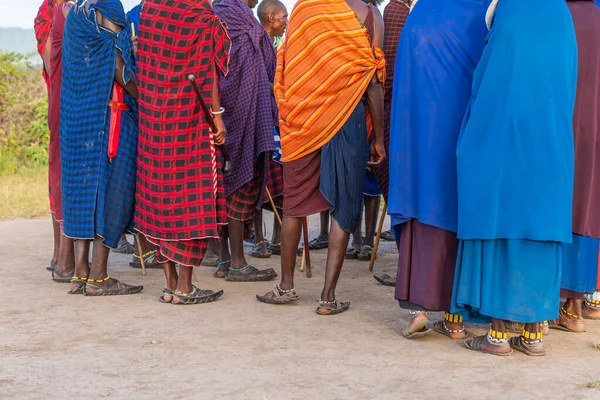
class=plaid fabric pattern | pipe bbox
[150,237,210,268]
[60,0,138,248]
[374,0,411,203]
[320,102,368,233]
[264,158,284,210]
[136,0,230,266]
[34,0,55,59]
[226,165,263,222]
[214,0,277,198]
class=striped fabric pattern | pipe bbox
[60,0,138,248]
[275,0,386,162]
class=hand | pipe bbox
[367,139,386,170]
[132,35,138,55]
[213,114,226,146]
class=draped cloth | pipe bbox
[136,0,230,267]
[389,0,490,311]
[34,0,55,85]
[60,0,138,248]
[451,0,578,323]
[47,2,71,224]
[374,0,411,203]
[559,1,600,296]
[34,0,55,214]
[275,0,385,163]
[388,0,491,235]
[214,0,277,198]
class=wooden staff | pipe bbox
[369,199,387,272]
[303,216,312,278]
[135,235,146,276]
[265,188,282,226]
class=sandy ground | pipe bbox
[1,216,599,400]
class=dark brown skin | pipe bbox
[95,12,138,99]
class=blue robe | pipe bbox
[60,0,138,248]
[388,0,491,235]
[451,0,578,323]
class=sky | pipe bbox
[0,0,299,28]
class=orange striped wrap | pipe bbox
[275,0,386,162]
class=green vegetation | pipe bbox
[0,51,50,219]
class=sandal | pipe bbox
[316,300,351,315]
[308,234,329,250]
[83,276,144,296]
[432,320,467,340]
[201,255,220,268]
[225,265,278,282]
[549,307,586,333]
[256,284,300,304]
[171,286,224,305]
[381,230,395,241]
[508,336,546,357]
[113,238,135,254]
[214,260,231,278]
[583,300,600,320]
[68,277,87,295]
[268,242,281,256]
[52,265,74,283]
[358,245,374,261]
[250,240,273,259]
[48,260,57,272]
[402,311,430,339]
[345,245,360,260]
[129,250,163,269]
[373,274,396,287]
[159,288,174,303]
[462,335,512,357]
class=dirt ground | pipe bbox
[1,217,599,399]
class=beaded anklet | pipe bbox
[87,276,110,284]
[488,327,508,344]
[133,250,156,260]
[444,312,463,324]
[561,306,584,320]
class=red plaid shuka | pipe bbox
[136,0,231,267]
[374,0,411,203]
[34,0,55,85]
[263,159,283,211]
[226,165,263,222]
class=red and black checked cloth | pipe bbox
[375,0,411,203]
[151,237,210,268]
[226,165,263,222]
[263,159,283,211]
[136,0,231,260]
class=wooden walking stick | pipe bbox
[369,199,387,272]
[135,234,146,276]
[302,216,312,278]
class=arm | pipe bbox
[96,11,138,99]
[211,67,227,146]
[366,9,386,169]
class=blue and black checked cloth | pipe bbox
[60,0,138,248]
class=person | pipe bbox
[34,0,77,283]
[250,0,289,259]
[34,0,72,277]
[388,0,490,339]
[551,0,600,331]
[60,0,143,296]
[451,0,577,356]
[257,0,386,314]
[370,0,411,287]
[136,0,229,304]
[213,0,278,282]
[346,178,382,262]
